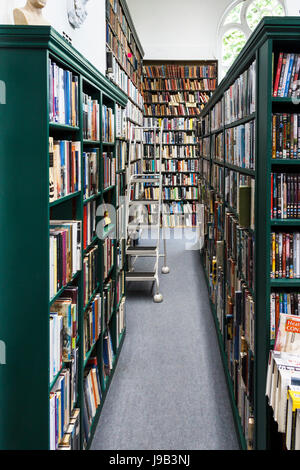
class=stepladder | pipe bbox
[125,124,170,303]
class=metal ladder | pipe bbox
[125,124,170,303]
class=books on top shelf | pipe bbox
[273,53,300,98]
[143,64,217,79]
[224,60,256,125]
[83,356,102,446]
[83,93,100,141]
[49,138,81,203]
[49,58,79,127]
[272,113,300,159]
[270,232,300,279]
[271,172,300,219]
[144,91,210,105]
[102,105,115,143]
[49,220,82,300]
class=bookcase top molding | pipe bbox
[0,25,128,107]
[200,16,300,116]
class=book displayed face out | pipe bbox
[274,314,300,355]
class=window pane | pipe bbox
[222,29,246,68]
[224,2,243,25]
[246,0,285,31]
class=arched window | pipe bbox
[219,0,286,78]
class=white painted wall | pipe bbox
[285,0,300,15]
[126,0,234,61]
[0,0,106,74]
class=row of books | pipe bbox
[143,91,210,105]
[83,357,102,446]
[163,173,198,186]
[83,93,100,141]
[50,374,80,450]
[116,298,126,347]
[143,78,216,92]
[116,104,126,139]
[102,105,115,143]
[143,145,198,159]
[270,292,300,340]
[225,121,256,170]
[103,152,116,189]
[270,232,300,279]
[200,137,210,158]
[83,246,98,306]
[49,139,81,202]
[106,31,139,88]
[50,287,79,379]
[83,150,99,200]
[162,214,198,227]
[49,59,79,127]
[212,132,223,162]
[144,103,201,117]
[103,279,115,326]
[142,159,199,173]
[129,142,143,162]
[143,117,197,131]
[103,237,114,280]
[211,100,223,132]
[107,53,143,108]
[273,53,300,98]
[143,64,217,79]
[224,60,256,125]
[116,270,125,306]
[116,140,127,171]
[198,114,210,137]
[225,170,255,230]
[83,201,96,250]
[49,221,82,300]
[83,294,102,359]
[144,131,197,145]
[103,331,114,381]
[271,172,300,219]
[272,113,300,159]
[163,187,198,201]
[126,99,143,125]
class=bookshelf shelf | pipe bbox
[49,191,81,207]
[0,26,128,450]
[49,271,81,306]
[271,159,300,165]
[49,122,80,132]
[270,219,300,226]
[270,279,300,287]
[224,113,256,129]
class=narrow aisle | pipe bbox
[91,232,239,450]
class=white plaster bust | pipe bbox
[13,0,50,26]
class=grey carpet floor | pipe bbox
[91,230,239,450]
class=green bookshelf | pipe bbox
[198,17,300,451]
[0,26,128,450]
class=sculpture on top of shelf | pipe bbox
[13,0,50,26]
[68,0,90,29]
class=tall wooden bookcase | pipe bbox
[143,60,217,228]
[0,26,127,450]
[198,17,300,450]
